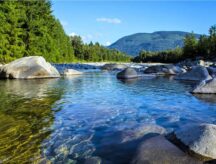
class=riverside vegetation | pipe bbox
[0,0,130,63]
[133,26,216,63]
[1,0,216,164]
[0,0,215,64]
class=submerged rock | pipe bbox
[0,56,60,79]
[120,124,166,143]
[174,123,216,160]
[117,68,138,79]
[191,78,216,94]
[84,157,102,164]
[174,66,211,81]
[63,69,83,76]
[144,65,183,75]
[132,135,201,164]
[102,63,127,71]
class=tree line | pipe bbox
[70,36,130,62]
[0,0,130,63]
[133,25,216,63]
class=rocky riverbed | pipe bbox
[0,57,216,163]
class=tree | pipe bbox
[183,33,198,59]
[209,25,216,59]
[0,0,75,63]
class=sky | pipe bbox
[51,1,216,46]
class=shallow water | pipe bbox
[0,72,216,163]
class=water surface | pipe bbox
[0,72,216,163]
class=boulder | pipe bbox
[174,123,216,160]
[207,67,216,78]
[120,124,166,143]
[63,69,83,76]
[117,68,138,79]
[132,136,201,164]
[144,65,183,75]
[102,63,127,71]
[174,66,211,81]
[0,56,60,79]
[191,78,216,94]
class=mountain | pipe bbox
[109,31,201,56]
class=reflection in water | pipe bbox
[118,78,138,85]
[0,79,63,163]
[0,73,216,163]
[194,94,216,104]
[0,79,60,98]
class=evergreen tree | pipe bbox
[183,33,198,59]
[209,25,216,59]
[0,0,74,63]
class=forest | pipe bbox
[0,0,130,63]
[133,26,216,63]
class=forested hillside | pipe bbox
[133,26,216,63]
[109,31,201,56]
[0,0,130,63]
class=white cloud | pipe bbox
[69,32,77,36]
[96,17,122,24]
[105,41,111,46]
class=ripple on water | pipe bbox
[0,73,216,163]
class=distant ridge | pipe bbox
[109,31,201,56]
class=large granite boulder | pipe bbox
[174,123,216,160]
[0,56,60,79]
[117,68,138,79]
[191,78,216,94]
[132,136,201,164]
[174,66,211,81]
[144,65,183,75]
[102,63,127,71]
[63,69,83,76]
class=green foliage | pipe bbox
[70,36,131,62]
[133,25,216,63]
[133,48,183,63]
[208,25,216,59]
[0,0,74,63]
[183,33,198,59]
[0,0,130,63]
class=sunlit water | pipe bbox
[0,72,216,163]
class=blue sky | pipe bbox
[52,1,216,46]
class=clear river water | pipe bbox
[0,71,216,163]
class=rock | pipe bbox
[191,78,216,94]
[196,60,205,66]
[174,66,212,81]
[132,136,201,164]
[63,69,83,76]
[120,124,166,143]
[117,68,138,79]
[144,65,164,74]
[0,56,60,79]
[207,67,216,78]
[102,63,127,71]
[84,157,102,164]
[144,65,183,75]
[174,123,216,160]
